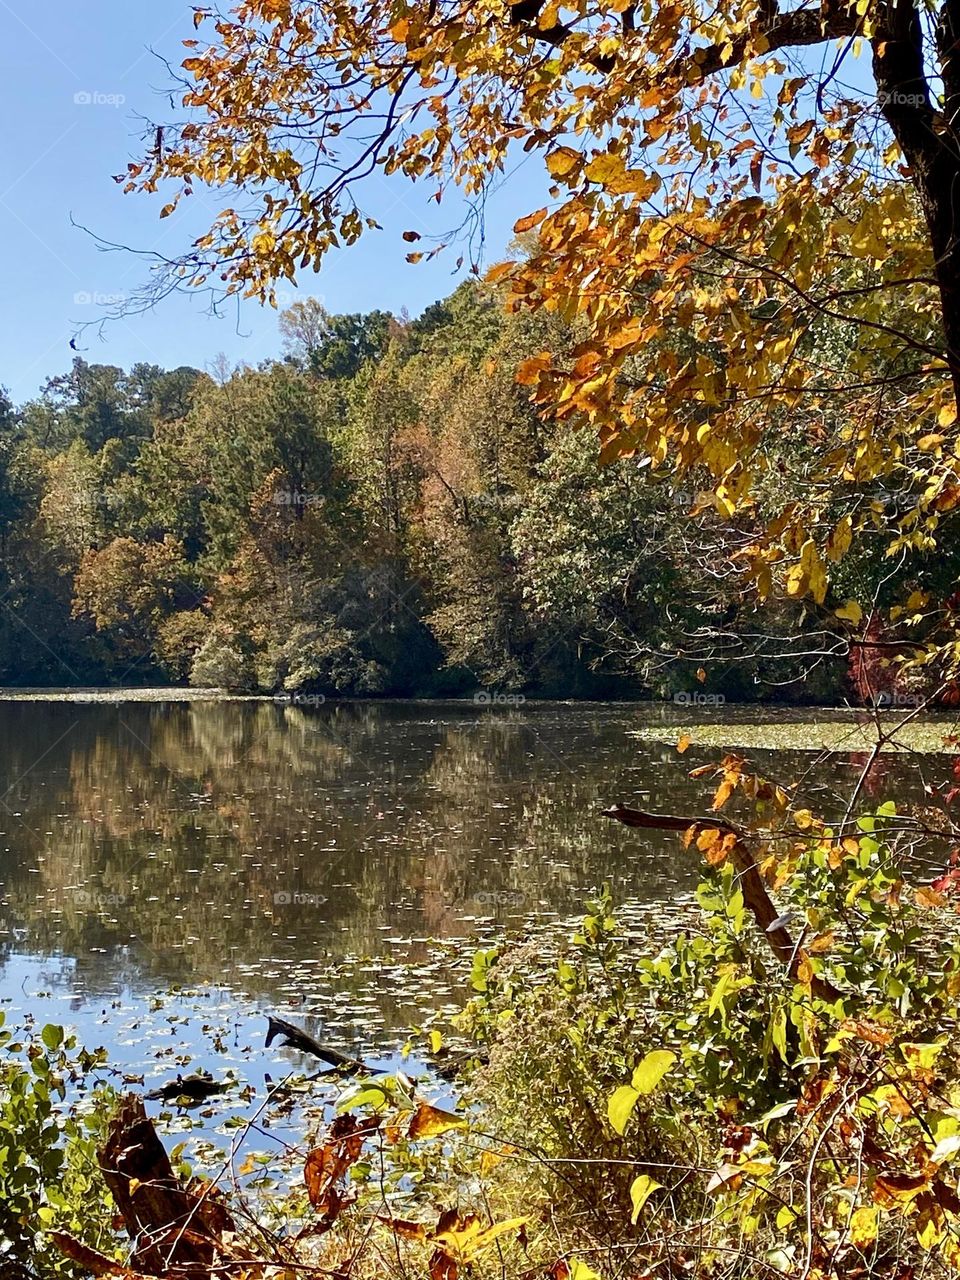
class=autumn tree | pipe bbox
[117,0,960,679]
[72,535,198,671]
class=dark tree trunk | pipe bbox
[874,0,960,403]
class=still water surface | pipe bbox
[0,698,949,1103]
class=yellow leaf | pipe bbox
[631,1049,676,1094]
[584,153,626,185]
[607,170,661,198]
[826,515,852,562]
[918,433,945,452]
[607,1084,639,1134]
[835,600,862,625]
[939,404,957,428]
[850,1205,878,1250]
[676,734,691,754]
[545,147,580,179]
[629,1173,662,1221]
[407,1101,466,1140]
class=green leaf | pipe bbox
[41,1024,63,1051]
[629,1173,663,1222]
[759,1099,796,1128]
[631,1049,676,1094]
[607,1085,640,1135]
[336,1085,388,1113]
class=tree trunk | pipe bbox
[874,0,960,404]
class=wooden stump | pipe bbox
[99,1094,234,1276]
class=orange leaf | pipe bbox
[712,779,734,810]
[516,353,553,384]
[915,886,946,908]
[514,208,547,233]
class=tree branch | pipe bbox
[604,802,844,1001]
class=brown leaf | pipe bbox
[375,1216,429,1241]
[705,1163,743,1195]
[436,1207,467,1235]
[304,1114,379,1211]
[49,1235,129,1278]
[875,1171,930,1205]
[430,1249,458,1280]
[915,886,946,908]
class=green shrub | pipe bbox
[0,1020,117,1280]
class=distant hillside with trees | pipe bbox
[0,285,947,703]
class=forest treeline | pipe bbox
[0,284,934,700]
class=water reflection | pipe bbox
[0,699,949,1034]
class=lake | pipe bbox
[0,696,954,1155]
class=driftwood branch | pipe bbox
[603,803,842,1002]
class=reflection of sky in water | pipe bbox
[1,949,426,1170]
[0,698,950,1099]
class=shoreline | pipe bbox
[0,686,956,718]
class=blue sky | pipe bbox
[0,1,542,406]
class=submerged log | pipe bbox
[264,1015,368,1072]
[144,1073,224,1104]
[98,1094,234,1275]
